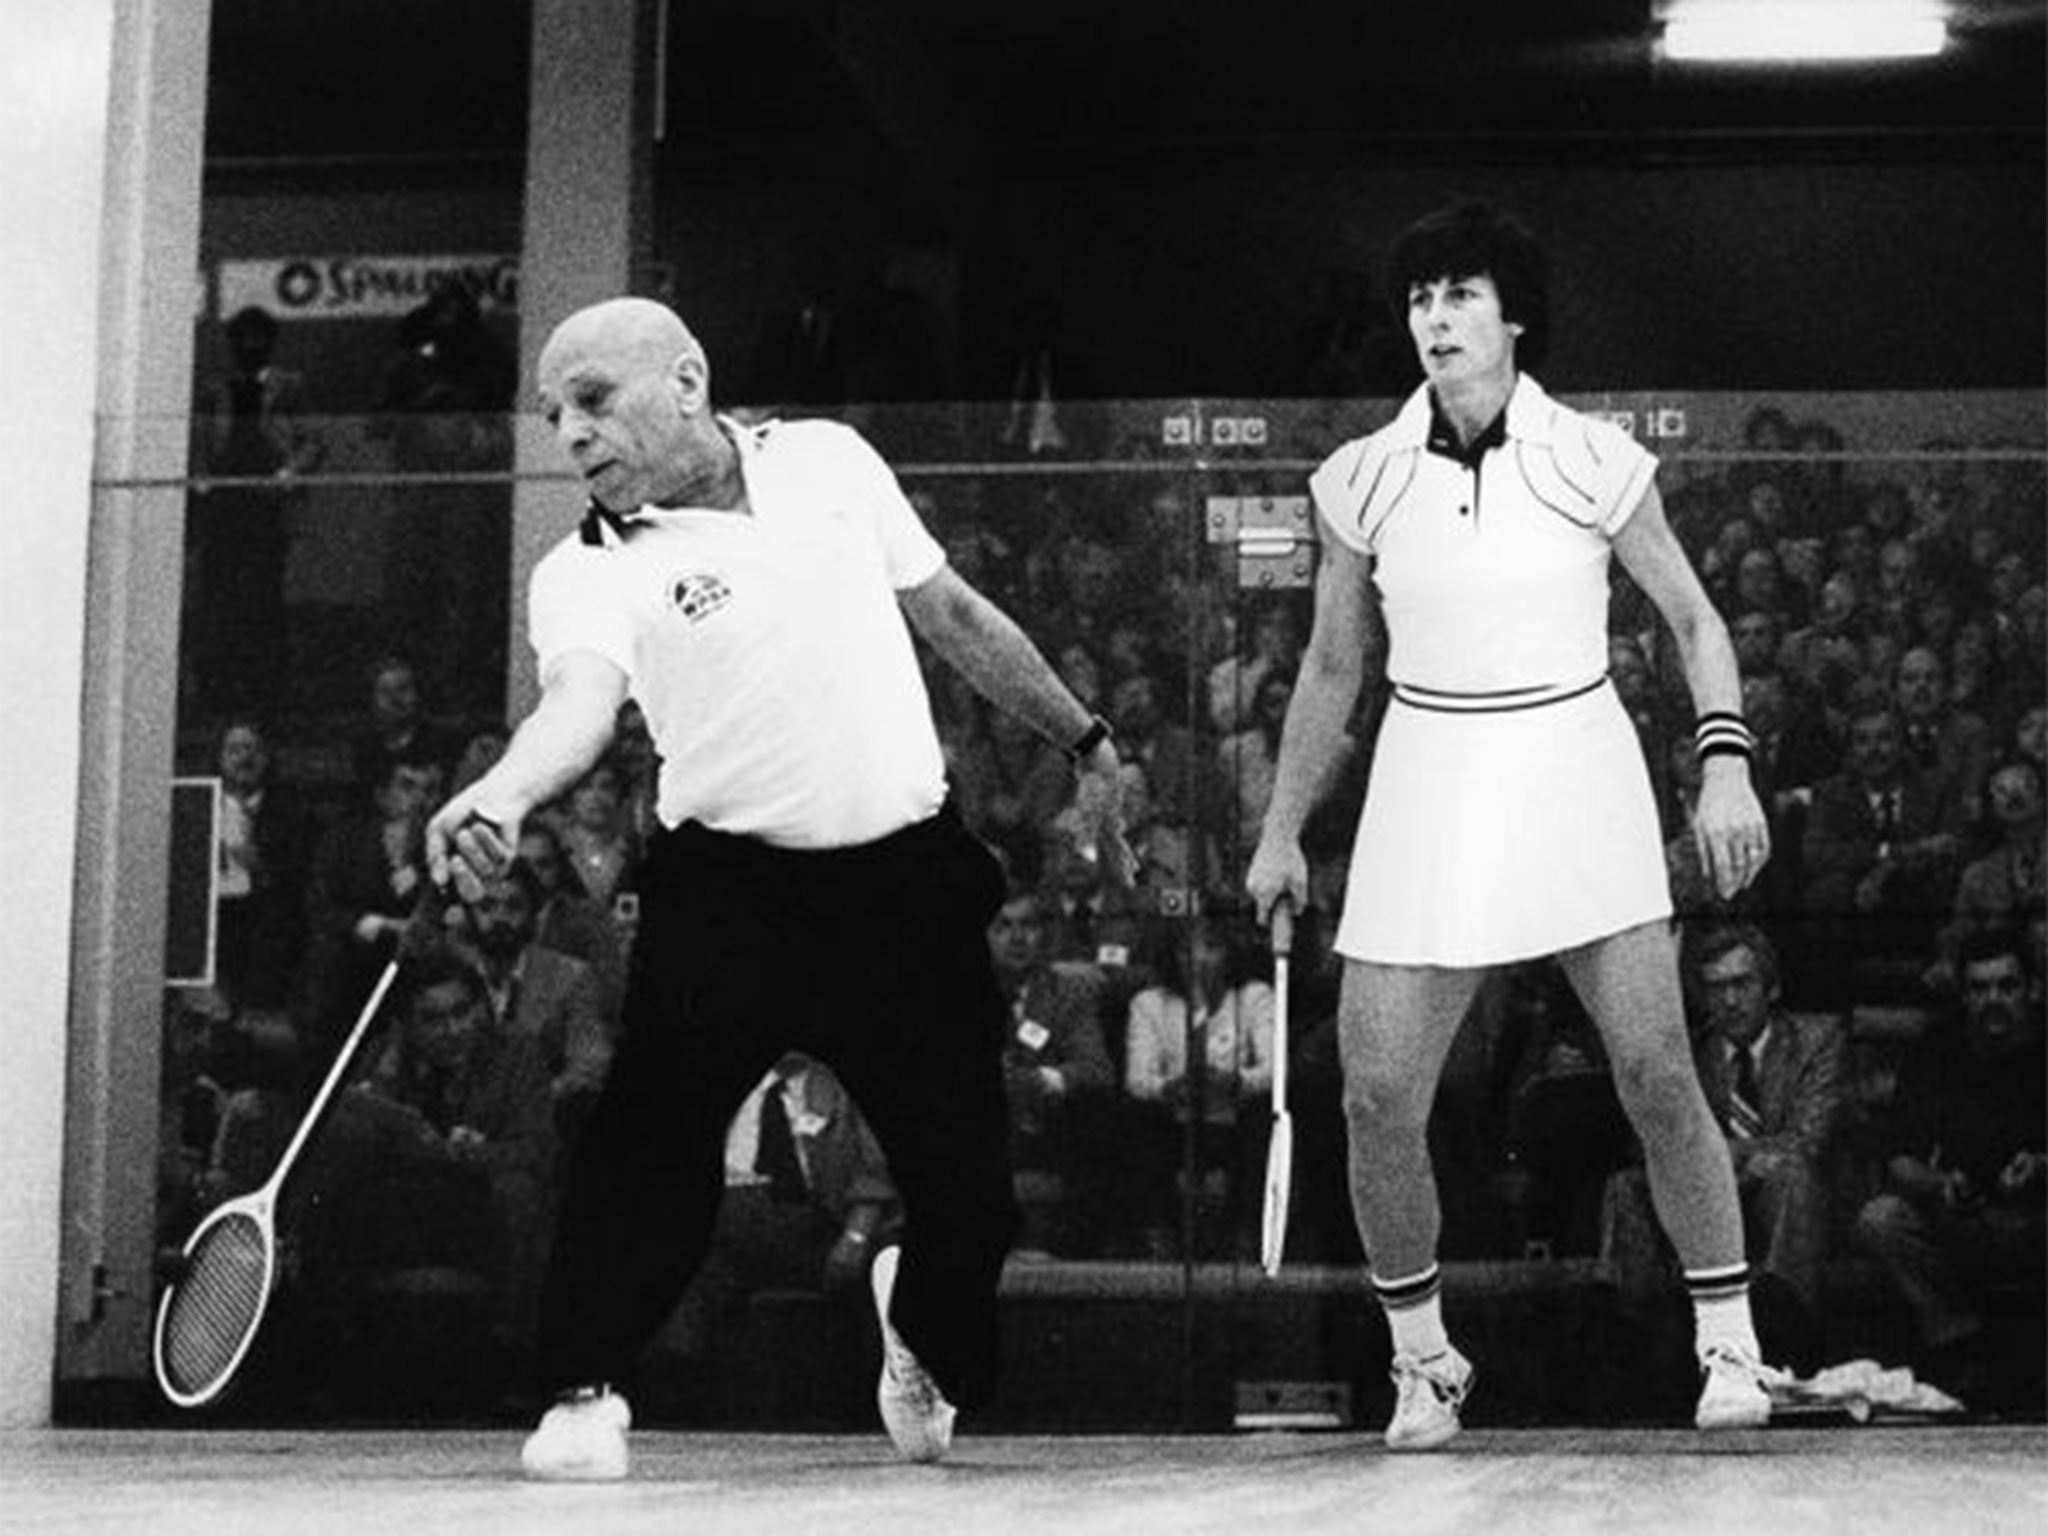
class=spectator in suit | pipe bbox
[987,886,1116,1257]
[1601,925,1843,1341]
[1894,646,1995,828]
[348,654,459,804]
[211,716,312,1009]
[552,758,641,912]
[1801,696,1963,1003]
[1935,758,2047,987]
[1856,929,2046,1409]
[294,953,559,1394]
[514,818,629,1028]
[454,860,614,1148]
[652,1052,900,1411]
[301,748,444,1058]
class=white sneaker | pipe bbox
[520,1386,632,1481]
[1385,1346,1474,1451]
[870,1245,957,1463]
[1695,1344,1781,1430]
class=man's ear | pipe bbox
[672,353,711,414]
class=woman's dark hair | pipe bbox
[1384,200,1550,371]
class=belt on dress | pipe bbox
[1391,675,1609,714]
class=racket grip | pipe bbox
[1269,895,1295,957]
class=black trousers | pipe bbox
[534,803,1017,1407]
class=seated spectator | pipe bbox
[287,954,558,1394]
[1107,669,1208,826]
[949,701,1072,862]
[514,818,630,1027]
[1732,550,1791,632]
[211,716,312,1010]
[1946,619,2009,746]
[1206,600,1302,738]
[1117,761,1225,914]
[347,654,458,802]
[551,756,642,912]
[1217,667,1294,883]
[452,861,614,1149]
[650,1052,899,1412]
[1800,696,1963,1004]
[1935,759,2047,988]
[1728,607,1787,681]
[610,699,665,848]
[1870,538,1924,643]
[1123,912,1275,1258]
[449,724,510,796]
[301,748,444,1058]
[988,886,1117,1257]
[1780,572,1866,702]
[1600,925,1842,1353]
[1855,929,2045,1411]
[1895,646,1994,827]
[1036,813,1148,973]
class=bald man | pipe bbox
[427,297,1132,1479]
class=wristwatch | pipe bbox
[1066,714,1113,763]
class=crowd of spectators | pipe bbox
[157,395,2043,1412]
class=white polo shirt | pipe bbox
[1309,375,1655,699]
[529,418,949,848]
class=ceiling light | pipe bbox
[1660,2,1948,62]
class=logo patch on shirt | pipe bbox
[670,572,733,623]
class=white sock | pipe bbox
[1374,1264,1451,1360]
[1686,1264,1761,1359]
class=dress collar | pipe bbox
[1388,373,1555,459]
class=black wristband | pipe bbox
[1066,714,1113,762]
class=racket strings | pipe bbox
[160,1212,272,1400]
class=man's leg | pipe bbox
[534,889,784,1396]
[824,822,1016,1413]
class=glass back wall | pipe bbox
[107,388,2045,1430]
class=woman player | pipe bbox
[1246,201,1782,1449]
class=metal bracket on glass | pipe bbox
[1205,495,1316,589]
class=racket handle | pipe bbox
[1269,895,1295,957]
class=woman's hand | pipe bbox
[1692,760,1771,900]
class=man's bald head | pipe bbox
[539,297,707,389]
[535,296,735,512]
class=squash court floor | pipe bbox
[3,1424,2043,1536]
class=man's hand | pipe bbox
[426,787,519,904]
[823,1232,872,1293]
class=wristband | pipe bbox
[1694,711,1756,764]
[1066,714,1113,763]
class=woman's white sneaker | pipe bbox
[1385,1346,1474,1451]
[1695,1344,1781,1430]
[521,1386,632,1481]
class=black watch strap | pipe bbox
[1066,714,1113,762]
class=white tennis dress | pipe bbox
[1310,375,1672,967]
